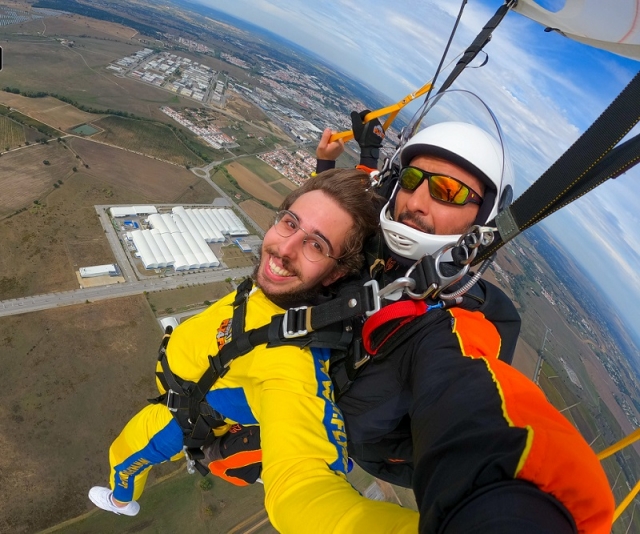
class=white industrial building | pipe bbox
[121,205,251,271]
[79,264,119,278]
[110,205,158,218]
[124,206,252,271]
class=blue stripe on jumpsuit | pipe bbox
[206,387,258,425]
[311,346,348,473]
[113,418,183,502]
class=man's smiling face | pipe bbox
[255,189,353,307]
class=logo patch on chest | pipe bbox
[217,318,233,351]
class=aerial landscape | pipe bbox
[1,0,640,532]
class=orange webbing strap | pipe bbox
[597,427,640,521]
[329,81,433,143]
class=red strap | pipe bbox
[362,300,427,355]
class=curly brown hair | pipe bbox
[279,168,382,276]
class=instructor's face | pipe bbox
[256,190,352,306]
[394,155,485,236]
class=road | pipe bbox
[0,267,254,318]
[228,509,271,534]
[190,161,267,237]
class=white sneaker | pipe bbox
[88,486,140,516]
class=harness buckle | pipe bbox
[363,280,382,317]
[166,389,179,413]
[282,306,309,339]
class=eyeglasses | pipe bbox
[398,166,483,206]
[273,210,341,263]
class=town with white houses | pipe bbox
[160,106,238,150]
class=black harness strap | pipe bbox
[151,277,376,474]
[295,283,379,333]
[437,1,514,95]
[475,70,640,264]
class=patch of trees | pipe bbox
[6,207,28,219]
[2,87,146,120]
[257,199,277,210]
[31,0,161,37]
[168,125,212,163]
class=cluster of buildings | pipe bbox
[172,35,210,53]
[221,53,250,69]
[225,56,402,156]
[257,149,316,186]
[111,205,249,271]
[107,49,226,105]
[232,84,325,143]
[559,358,583,389]
[107,48,154,73]
[160,106,237,149]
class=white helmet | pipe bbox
[381,120,514,261]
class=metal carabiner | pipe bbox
[377,276,416,302]
[182,445,196,475]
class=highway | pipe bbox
[0,267,254,318]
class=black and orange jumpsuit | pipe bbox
[339,289,614,533]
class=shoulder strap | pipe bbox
[475,71,640,264]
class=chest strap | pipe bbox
[362,299,445,356]
[152,277,379,472]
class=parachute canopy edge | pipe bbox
[513,0,640,61]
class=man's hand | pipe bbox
[351,110,385,169]
[316,127,345,161]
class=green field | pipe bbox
[169,123,228,163]
[224,126,283,156]
[58,467,276,534]
[0,36,185,122]
[146,281,233,315]
[0,115,26,149]
[270,182,293,196]
[211,167,252,202]
[93,116,206,166]
[0,104,59,138]
[237,156,284,183]
[219,245,257,268]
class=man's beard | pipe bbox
[397,210,472,235]
[252,252,327,310]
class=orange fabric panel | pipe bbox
[449,308,501,360]
[208,449,263,487]
[450,308,614,533]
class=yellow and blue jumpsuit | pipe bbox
[107,288,418,533]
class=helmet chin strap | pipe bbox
[377,218,498,303]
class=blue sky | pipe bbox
[197,0,640,339]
